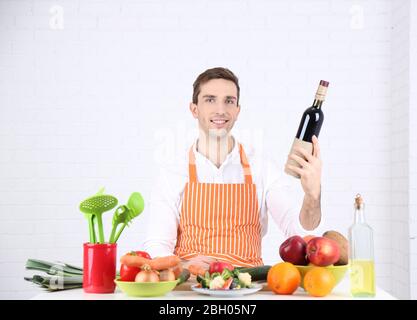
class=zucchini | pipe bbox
[236,265,271,281]
[176,269,191,286]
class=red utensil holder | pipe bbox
[83,243,117,293]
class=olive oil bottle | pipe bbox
[348,194,376,297]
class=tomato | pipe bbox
[119,251,151,282]
[209,261,234,274]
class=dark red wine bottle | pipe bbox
[285,80,329,178]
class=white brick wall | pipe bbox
[389,0,417,300]
[0,0,414,300]
[390,0,410,299]
[409,0,417,300]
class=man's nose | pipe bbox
[213,101,228,113]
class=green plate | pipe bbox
[114,278,179,297]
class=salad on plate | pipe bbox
[196,267,253,290]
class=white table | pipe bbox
[30,278,396,300]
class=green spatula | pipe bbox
[79,187,118,244]
[109,192,144,243]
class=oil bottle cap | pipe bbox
[354,194,364,210]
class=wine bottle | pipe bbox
[285,80,329,178]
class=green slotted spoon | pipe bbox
[109,192,144,244]
[79,187,118,244]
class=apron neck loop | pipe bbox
[188,142,253,184]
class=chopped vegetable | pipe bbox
[222,277,233,289]
[209,275,225,290]
[221,268,234,280]
[196,273,211,289]
[238,272,252,288]
[195,268,252,290]
[230,277,241,290]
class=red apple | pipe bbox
[279,235,308,265]
[306,237,340,267]
[209,261,234,274]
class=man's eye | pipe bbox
[226,100,235,104]
[206,98,215,103]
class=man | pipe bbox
[143,67,322,268]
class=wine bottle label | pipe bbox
[315,83,328,101]
[285,138,313,179]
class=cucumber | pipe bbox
[176,269,191,286]
[236,265,271,281]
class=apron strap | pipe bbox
[188,142,253,184]
[239,144,253,184]
[188,147,198,183]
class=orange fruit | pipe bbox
[303,267,336,297]
[267,262,301,295]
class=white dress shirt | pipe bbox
[143,137,321,258]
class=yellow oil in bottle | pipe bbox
[349,259,375,297]
[348,195,376,298]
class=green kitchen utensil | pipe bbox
[80,187,104,243]
[84,213,96,244]
[79,188,118,244]
[109,192,144,243]
[108,205,128,244]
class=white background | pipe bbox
[0,0,416,299]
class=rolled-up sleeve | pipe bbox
[264,160,321,237]
[142,167,182,258]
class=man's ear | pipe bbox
[189,102,198,119]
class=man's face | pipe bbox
[190,79,240,138]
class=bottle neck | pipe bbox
[312,99,323,109]
[354,208,366,224]
[313,81,328,109]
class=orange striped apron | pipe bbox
[174,143,263,267]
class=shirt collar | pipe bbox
[192,136,240,167]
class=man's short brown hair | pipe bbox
[192,67,240,105]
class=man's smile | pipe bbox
[210,119,229,127]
